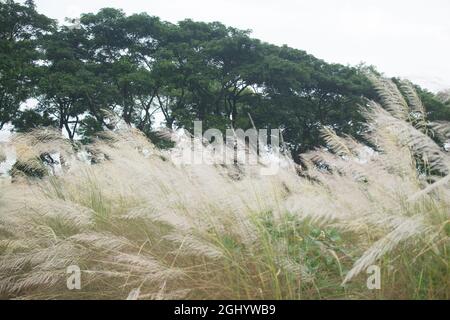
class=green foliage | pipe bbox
[12,109,56,132]
[145,131,175,150]
[78,115,104,144]
[0,0,54,129]
[0,1,448,155]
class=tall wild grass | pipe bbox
[0,78,448,299]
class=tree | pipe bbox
[79,9,163,134]
[0,0,54,129]
[11,109,56,132]
[2,2,449,157]
[36,26,90,140]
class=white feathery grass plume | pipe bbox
[1,270,64,294]
[408,174,450,202]
[400,80,426,117]
[400,80,428,133]
[342,216,429,284]
[364,102,450,174]
[320,127,354,158]
[12,128,74,161]
[429,121,450,143]
[69,233,132,251]
[369,75,410,121]
[164,233,224,260]
[113,253,185,283]
[126,288,140,300]
[24,199,94,229]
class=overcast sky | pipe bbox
[33,0,450,93]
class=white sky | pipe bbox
[32,0,450,93]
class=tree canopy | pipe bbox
[1,0,449,154]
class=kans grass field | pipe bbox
[0,77,449,299]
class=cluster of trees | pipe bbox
[1,0,449,155]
